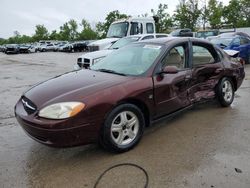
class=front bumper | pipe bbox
[15,98,100,147]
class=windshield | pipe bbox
[107,22,129,38]
[210,37,233,47]
[109,37,140,49]
[91,44,162,76]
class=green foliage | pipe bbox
[207,0,223,29]
[223,0,250,27]
[174,0,201,31]
[78,19,98,40]
[151,3,173,33]
[32,25,49,41]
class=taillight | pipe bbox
[236,57,245,66]
[239,58,245,66]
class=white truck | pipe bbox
[87,17,157,51]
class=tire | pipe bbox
[217,77,235,107]
[99,104,145,153]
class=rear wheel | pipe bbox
[99,104,145,153]
[217,77,234,107]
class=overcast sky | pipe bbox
[0,0,230,38]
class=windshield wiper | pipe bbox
[96,68,126,76]
[108,35,122,38]
[219,43,228,48]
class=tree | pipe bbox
[207,0,223,29]
[174,0,201,31]
[32,25,49,41]
[239,0,250,27]
[223,0,244,27]
[78,19,98,40]
[59,23,71,41]
[68,19,78,40]
[49,30,60,40]
[151,3,173,33]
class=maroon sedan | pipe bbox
[15,37,245,152]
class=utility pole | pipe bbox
[203,0,206,31]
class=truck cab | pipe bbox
[88,17,156,51]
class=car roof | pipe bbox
[124,33,168,39]
[219,32,250,38]
[136,37,211,46]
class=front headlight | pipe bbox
[92,57,104,65]
[38,102,85,119]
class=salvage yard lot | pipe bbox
[1,52,250,188]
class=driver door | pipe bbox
[153,42,192,118]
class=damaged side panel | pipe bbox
[188,63,225,103]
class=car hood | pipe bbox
[79,49,113,59]
[24,69,132,108]
[88,38,119,46]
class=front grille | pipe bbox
[22,96,37,114]
[83,64,90,69]
[77,58,82,63]
[88,46,99,52]
[77,62,83,68]
[84,58,90,64]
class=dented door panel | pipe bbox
[188,63,224,102]
[153,70,192,118]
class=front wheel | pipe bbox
[217,77,235,107]
[99,104,145,153]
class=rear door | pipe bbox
[188,41,224,102]
[153,42,192,118]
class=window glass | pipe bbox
[162,46,185,69]
[91,44,162,76]
[130,22,139,35]
[156,35,168,38]
[192,45,215,66]
[142,35,154,40]
[146,23,154,33]
[240,37,250,45]
[233,38,240,45]
[107,22,129,38]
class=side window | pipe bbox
[130,22,141,35]
[192,45,215,66]
[162,45,186,69]
[240,37,250,45]
[233,38,240,45]
[146,23,154,34]
[141,35,154,40]
[156,35,167,38]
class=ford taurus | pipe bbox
[15,37,245,152]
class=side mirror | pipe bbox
[162,66,179,74]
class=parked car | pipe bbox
[5,44,20,54]
[40,44,57,52]
[15,37,245,152]
[195,30,219,39]
[19,45,37,53]
[75,33,169,70]
[0,45,6,53]
[170,28,193,37]
[210,33,250,64]
[60,43,74,52]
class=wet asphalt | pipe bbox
[0,52,250,188]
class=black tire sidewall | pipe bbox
[217,77,235,107]
[101,104,145,153]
